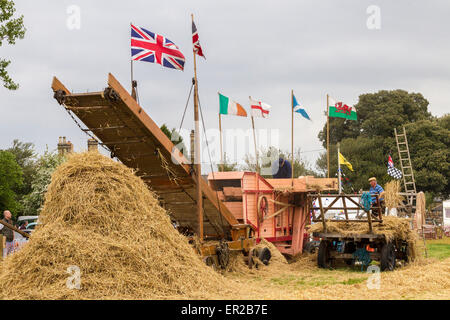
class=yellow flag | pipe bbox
[339,152,354,171]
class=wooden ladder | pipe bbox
[394,126,417,208]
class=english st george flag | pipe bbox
[249,97,272,118]
[131,24,185,71]
[192,20,205,58]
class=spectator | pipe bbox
[19,221,28,230]
[1,210,15,255]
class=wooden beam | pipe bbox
[0,220,30,239]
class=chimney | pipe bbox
[87,138,98,152]
[68,141,74,153]
[57,136,73,155]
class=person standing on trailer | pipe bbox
[368,177,385,215]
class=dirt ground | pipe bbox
[204,238,450,300]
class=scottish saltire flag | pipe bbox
[131,24,185,71]
[293,94,311,120]
[192,20,205,58]
[387,155,402,179]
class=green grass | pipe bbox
[341,278,366,285]
[426,242,450,260]
[270,274,367,288]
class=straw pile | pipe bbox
[384,180,404,209]
[0,152,226,299]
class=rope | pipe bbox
[63,107,110,153]
[178,79,194,134]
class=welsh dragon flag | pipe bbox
[328,97,357,121]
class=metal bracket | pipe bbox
[53,90,66,105]
[103,87,119,102]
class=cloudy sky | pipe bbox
[1,0,449,171]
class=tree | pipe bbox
[318,90,432,148]
[0,150,23,215]
[6,139,36,197]
[220,153,238,172]
[316,115,450,197]
[405,119,450,197]
[242,147,318,178]
[160,124,186,155]
[21,151,65,216]
[0,0,26,90]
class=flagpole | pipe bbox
[130,22,136,100]
[337,142,342,194]
[219,111,223,172]
[130,59,134,87]
[191,13,203,242]
[251,115,259,173]
[291,90,294,186]
[327,94,330,179]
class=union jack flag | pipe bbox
[131,24,185,71]
[192,20,205,58]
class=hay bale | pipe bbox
[384,180,404,209]
[0,152,226,299]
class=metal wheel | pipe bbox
[380,242,396,271]
[257,247,271,265]
[216,241,230,269]
[318,240,332,268]
[344,241,356,266]
[257,195,269,224]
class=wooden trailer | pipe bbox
[208,172,338,256]
[308,193,414,271]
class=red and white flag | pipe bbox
[249,97,271,118]
[192,20,205,58]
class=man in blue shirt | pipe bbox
[271,154,292,179]
[369,177,385,216]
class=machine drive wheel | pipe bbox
[303,241,316,254]
[318,240,332,268]
[344,242,356,266]
[216,241,230,269]
[380,242,396,271]
[257,247,272,265]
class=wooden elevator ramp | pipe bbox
[51,73,240,239]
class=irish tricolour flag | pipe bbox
[219,93,247,117]
[328,97,357,121]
